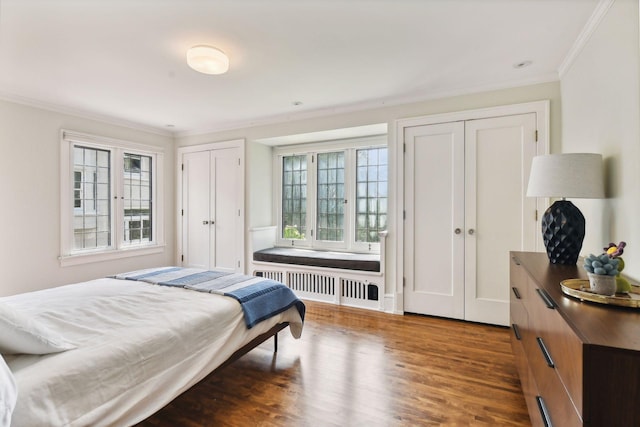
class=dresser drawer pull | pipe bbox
[512,256,521,266]
[536,396,553,427]
[512,323,522,340]
[536,337,555,368]
[536,288,557,309]
[511,286,521,299]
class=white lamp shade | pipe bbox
[526,153,604,199]
[187,45,229,75]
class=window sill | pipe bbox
[59,244,165,267]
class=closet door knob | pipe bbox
[454,228,462,234]
[203,220,209,225]
[468,229,475,235]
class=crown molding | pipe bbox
[0,91,174,137]
[176,73,559,138]
[0,72,559,140]
[558,0,615,78]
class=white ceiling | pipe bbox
[0,0,601,136]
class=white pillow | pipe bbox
[0,301,75,355]
[0,354,17,427]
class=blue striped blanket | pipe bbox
[112,267,305,329]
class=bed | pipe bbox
[0,267,305,427]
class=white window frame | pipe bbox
[60,130,164,266]
[274,135,387,253]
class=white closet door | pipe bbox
[211,148,241,272]
[181,147,242,272]
[464,113,537,325]
[403,121,465,318]
[182,151,211,269]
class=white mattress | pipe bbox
[2,277,303,427]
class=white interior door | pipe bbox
[464,113,538,325]
[403,121,465,318]
[211,148,241,272]
[182,151,211,269]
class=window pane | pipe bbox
[72,146,111,250]
[123,153,152,245]
[282,155,307,239]
[357,166,367,181]
[356,147,388,243]
[73,171,82,208]
[316,151,344,242]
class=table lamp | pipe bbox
[526,153,605,265]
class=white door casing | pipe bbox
[401,107,541,326]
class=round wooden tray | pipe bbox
[560,278,640,308]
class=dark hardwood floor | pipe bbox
[138,301,530,426]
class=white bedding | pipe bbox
[2,277,303,427]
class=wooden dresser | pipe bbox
[510,252,640,426]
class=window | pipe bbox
[123,153,152,245]
[276,136,387,252]
[60,130,164,265]
[282,155,307,239]
[316,152,345,242]
[72,146,110,250]
[356,147,387,243]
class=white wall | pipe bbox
[561,0,640,278]
[177,81,562,302]
[0,81,562,303]
[0,99,175,296]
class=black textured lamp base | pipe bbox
[541,200,585,265]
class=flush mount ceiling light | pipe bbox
[186,45,229,75]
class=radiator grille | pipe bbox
[287,272,335,296]
[254,270,284,282]
[253,267,382,310]
[341,279,379,301]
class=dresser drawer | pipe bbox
[527,329,582,427]
[527,280,584,417]
[510,295,527,332]
[510,305,543,426]
[510,255,528,307]
[510,330,544,427]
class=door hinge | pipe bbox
[312,155,315,163]
[181,209,184,216]
[238,158,241,166]
[238,209,241,216]
[403,143,406,153]
[311,229,314,237]
[181,254,184,262]
[238,260,240,268]
[535,209,538,221]
[535,130,538,142]
[403,210,406,220]
[181,163,184,171]
[403,277,406,288]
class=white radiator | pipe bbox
[254,266,383,310]
[250,227,386,311]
